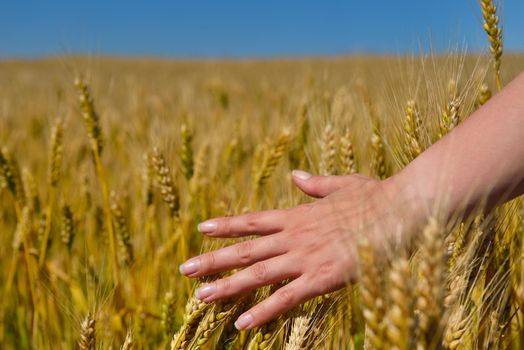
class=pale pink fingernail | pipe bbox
[292,170,312,181]
[197,220,218,233]
[196,284,216,299]
[179,258,200,275]
[235,313,254,330]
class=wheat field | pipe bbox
[2,2,524,349]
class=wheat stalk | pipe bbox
[38,118,64,267]
[74,78,120,283]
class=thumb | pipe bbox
[291,170,357,198]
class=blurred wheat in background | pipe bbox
[1,1,524,349]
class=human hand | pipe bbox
[179,170,423,330]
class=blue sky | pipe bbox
[0,0,522,58]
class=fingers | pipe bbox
[292,170,359,198]
[197,209,288,237]
[179,236,286,277]
[234,277,314,330]
[194,254,301,303]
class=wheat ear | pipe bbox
[60,204,75,252]
[358,238,386,349]
[22,168,39,212]
[151,147,180,218]
[285,313,312,350]
[442,305,469,350]
[162,291,177,337]
[170,296,210,350]
[385,256,414,350]
[110,191,134,267]
[370,125,388,180]
[319,123,337,176]
[121,330,134,350]
[480,0,503,91]
[253,128,291,198]
[476,83,492,107]
[181,123,194,181]
[190,298,247,349]
[78,313,96,350]
[416,218,446,348]
[339,128,357,175]
[246,316,282,350]
[0,147,25,212]
[404,100,423,160]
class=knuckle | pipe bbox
[265,235,279,252]
[218,277,232,293]
[297,203,315,215]
[317,261,335,276]
[244,212,262,230]
[220,218,232,235]
[315,263,340,294]
[236,240,254,264]
[274,288,295,307]
[304,273,328,295]
[251,262,269,283]
[302,242,321,255]
[202,252,216,270]
[250,303,267,321]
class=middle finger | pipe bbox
[179,235,287,277]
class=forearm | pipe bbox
[395,71,524,221]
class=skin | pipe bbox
[179,71,524,330]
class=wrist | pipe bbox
[382,168,435,237]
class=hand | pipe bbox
[179,170,422,330]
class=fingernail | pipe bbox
[179,258,200,275]
[195,284,216,299]
[234,313,254,330]
[292,170,312,181]
[197,220,218,233]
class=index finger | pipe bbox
[197,209,288,237]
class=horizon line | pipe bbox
[2,50,524,63]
